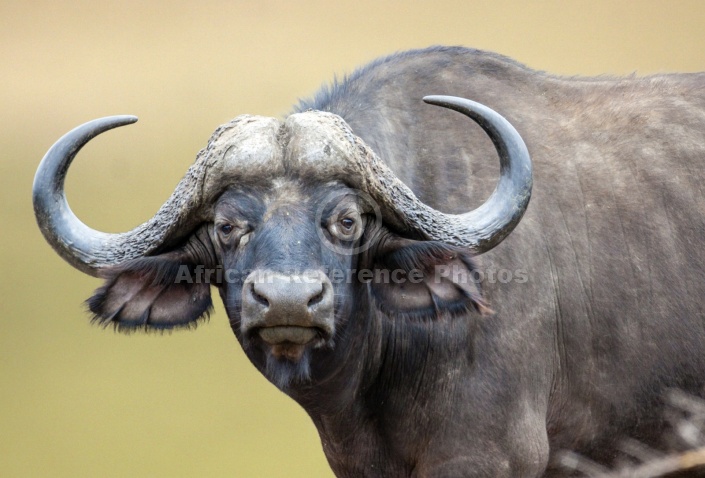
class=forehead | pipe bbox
[200,112,361,204]
[205,112,365,219]
[214,179,357,219]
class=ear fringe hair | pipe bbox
[101,256,193,287]
[86,294,213,334]
[380,241,469,272]
[86,277,213,334]
[371,291,489,323]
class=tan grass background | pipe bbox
[2,1,705,476]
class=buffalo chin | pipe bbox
[255,326,329,389]
[260,328,318,389]
[265,347,312,390]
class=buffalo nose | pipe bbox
[241,271,335,342]
[251,275,325,311]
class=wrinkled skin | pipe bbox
[92,180,491,476]
[48,47,705,476]
[213,183,485,391]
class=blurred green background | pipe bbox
[2,1,705,476]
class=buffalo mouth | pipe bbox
[258,325,322,345]
[255,326,329,361]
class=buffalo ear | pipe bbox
[87,231,217,332]
[368,237,490,320]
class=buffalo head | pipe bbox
[33,96,531,389]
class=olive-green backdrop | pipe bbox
[2,1,704,476]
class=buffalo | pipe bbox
[34,46,705,476]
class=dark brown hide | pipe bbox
[35,47,705,477]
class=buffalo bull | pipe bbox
[34,46,705,476]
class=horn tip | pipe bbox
[114,115,138,125]
[422,95,446,105]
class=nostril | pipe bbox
[307,281,330,308]
[307,289,325,307]
[250,283,270,307]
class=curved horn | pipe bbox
[353,96,532,253]
[422,95,532,251]
[33,116,208,276]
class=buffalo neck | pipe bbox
[287,290,478,473]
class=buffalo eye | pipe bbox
[340,217,355,230]
[217,223,240,244]
[328,213,360,241]
[215,218,251,246]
